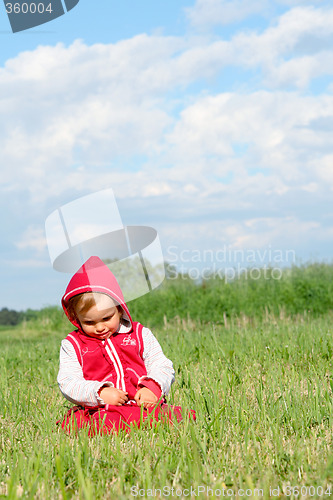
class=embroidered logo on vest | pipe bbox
[121,334,137,347]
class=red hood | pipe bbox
[62,256,133,330]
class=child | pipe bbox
[57,255,187,435]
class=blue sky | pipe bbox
[1,0,333,310]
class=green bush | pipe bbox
[129,262,333,326]
[6,262,333,329]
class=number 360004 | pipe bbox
[5,3,53,14]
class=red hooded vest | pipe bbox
[62,256,158,400]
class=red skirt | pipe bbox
[58,402,196,436]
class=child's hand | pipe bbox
[99,387,128,406]
[134,387,158,409]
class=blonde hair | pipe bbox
[66,292,122,323]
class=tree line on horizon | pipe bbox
[0,307,40,326]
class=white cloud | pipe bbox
[162,216,322,265]
[186,0,268,28]
[186,0,332,28]
[16,226,47,253]
[1,4,333,273]
[1,6,333,202]
[312,154,333,189]
[165,90,333,186]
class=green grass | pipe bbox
[130,262,333,326]
[1,309,333,498]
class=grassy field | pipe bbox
[1,295,333,499]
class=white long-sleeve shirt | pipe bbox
[57,323,175,407]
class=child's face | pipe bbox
[75,294,122,340]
